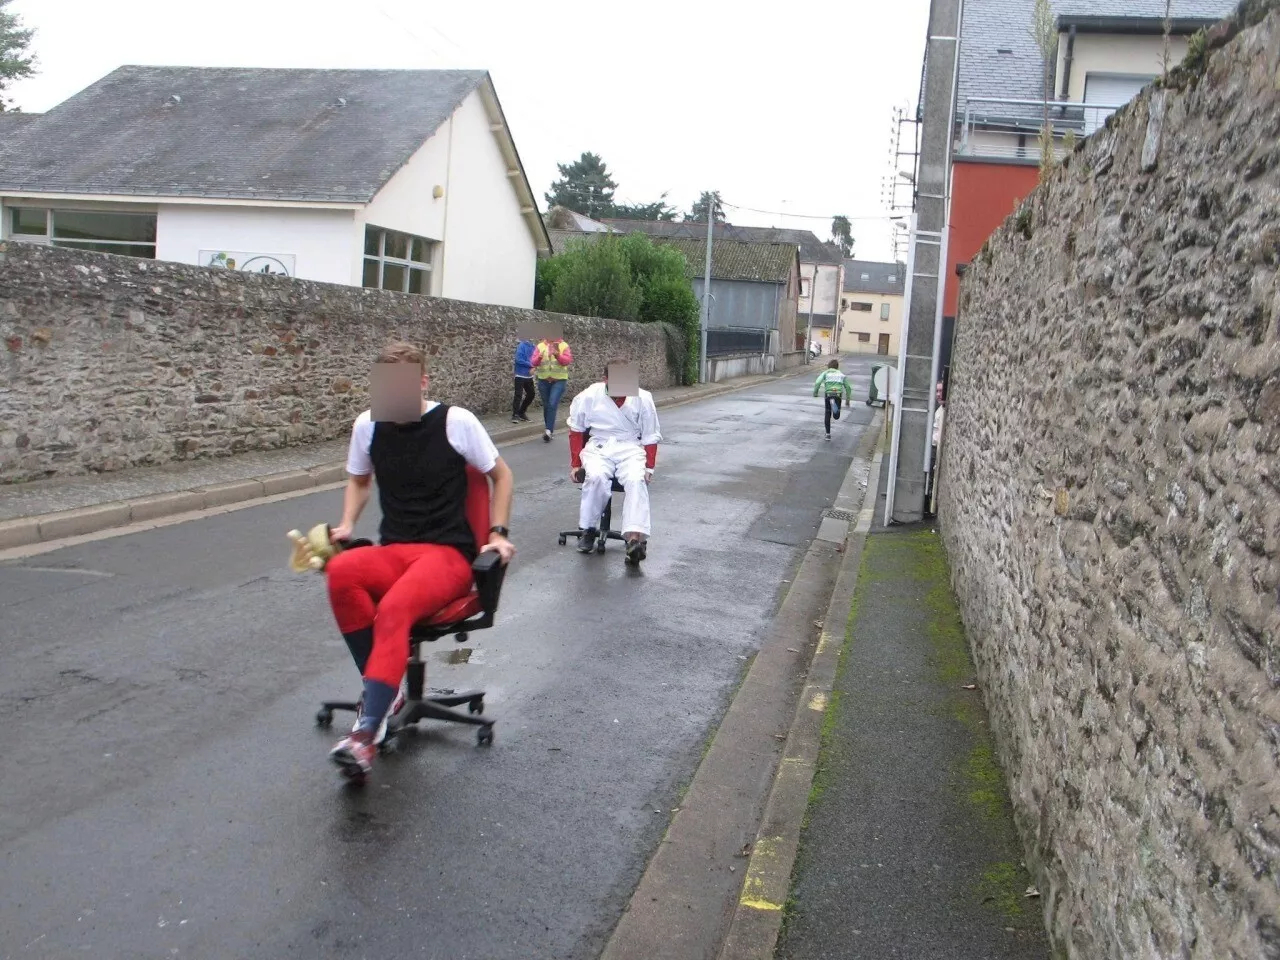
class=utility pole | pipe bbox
[885,0,963,524]
[803,263,817,364]
[698,197,715,383]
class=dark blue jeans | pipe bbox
[536,377,567,432]
[824,395,842,433]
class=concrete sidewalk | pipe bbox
[772,527,1050,959]
[0,369,804,549]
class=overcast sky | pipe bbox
[6,0,929,262]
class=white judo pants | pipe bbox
[579,438,650,537]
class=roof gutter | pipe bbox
[1056,15,1216,34]
[0,190,364,210]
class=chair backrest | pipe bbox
[463,465,491,555]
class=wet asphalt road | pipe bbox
[0,361,877,960]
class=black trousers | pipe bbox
[823,395,842,433]
[512,376,534,418]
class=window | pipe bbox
[799,278,810,297]
[858,332,871,343]
[860,272,870,281]
[850,301,872,312]
[840,298,847,311]
[362,225,434,294]
[8,207,156,259]
[880,303,891,320]
[888,274,897,283]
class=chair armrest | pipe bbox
[472,550,506,616]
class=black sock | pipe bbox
[342,627,374,674]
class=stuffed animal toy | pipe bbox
[287,524,340,573]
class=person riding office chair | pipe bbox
[565,360,661,564]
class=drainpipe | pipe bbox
[1058,25,1076,101]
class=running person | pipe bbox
[813,359,852,440]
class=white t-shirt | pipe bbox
[345,402,500,477]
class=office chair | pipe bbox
[314,466,506,749]
[557,475,627,553]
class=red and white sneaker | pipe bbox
[350,676,409,744]
[330,728,377,779]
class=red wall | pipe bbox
[945,160,1040,316]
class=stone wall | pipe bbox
[937,6,1279,959]
[0,243,677,483]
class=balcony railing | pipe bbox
[955,96,1127,161]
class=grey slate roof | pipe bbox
[843,260,906,296]
[1055,0,1232,20]
[956,0,1232,112]
[659,238,798,284]
[0,66,487,202]
[0,112,41,160]
[600,218,844,265]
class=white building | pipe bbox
[0,66,550,308]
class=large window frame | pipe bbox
[7,206,157,259]
[362,225,434,295]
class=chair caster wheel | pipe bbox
[316,709,333,728]
[468,696,484,715]
[477,725,494,746]
[558,535,567,546]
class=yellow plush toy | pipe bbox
[287,524,340,573]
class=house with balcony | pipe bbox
[939,0,1233,378]
[0,66,550,308]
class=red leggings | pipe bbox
[326,543,473,687]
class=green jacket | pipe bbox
[813,369,852,401]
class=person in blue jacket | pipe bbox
[512,337,536,422]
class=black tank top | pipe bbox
[369,404,476,560]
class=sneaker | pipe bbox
[330,728,377,779]
[351,676,408,744]
[833,408,841,420]
[625,538,647,564]
[825,433,831,441]
[577,528,599,553]
[518,414,531,422]
[512,416,521,423]
[544,430,553,443]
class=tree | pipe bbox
[0,0,36,112]
[831,215,854,258]
[544,152,618,220]
[684,191,725,223]
[545,235,642,322]
[611,193,678,222]
[537,232,701,383]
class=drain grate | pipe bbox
[823,508,858,522]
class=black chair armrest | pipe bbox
[472,550,506,616]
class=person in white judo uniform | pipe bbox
[567,362,662,564]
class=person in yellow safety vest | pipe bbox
[531,336,574,442]
[813,358,852,441]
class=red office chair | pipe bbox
[314,466,507,748]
